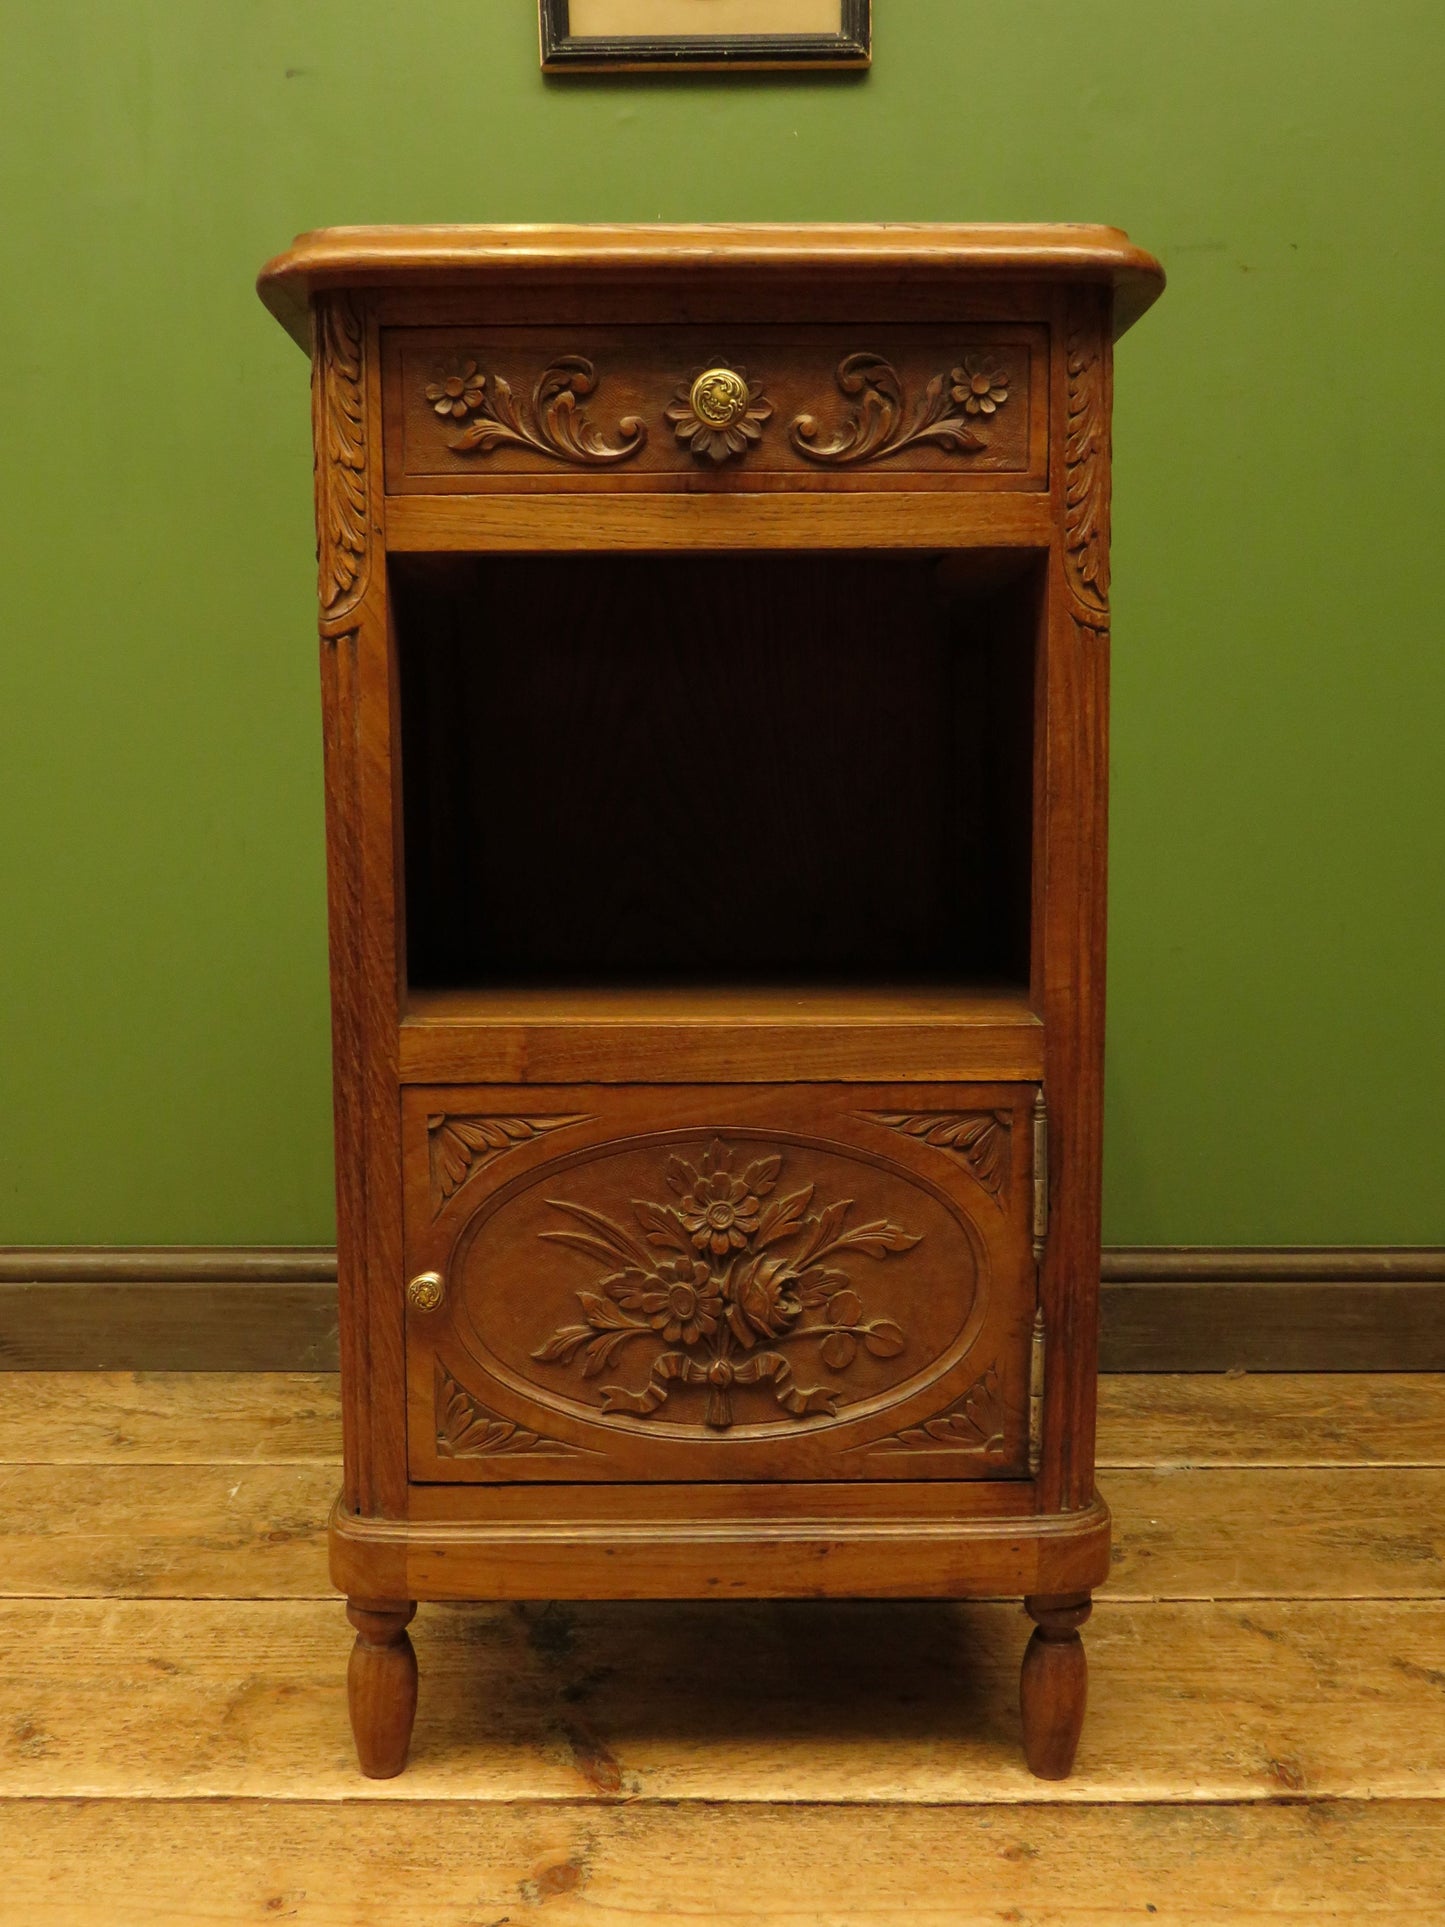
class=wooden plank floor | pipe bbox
[2,1373,1444,1922]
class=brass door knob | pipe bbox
[407,1270,445,1313]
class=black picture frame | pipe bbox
[540,0,870,72]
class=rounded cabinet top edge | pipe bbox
[257,224,1164,351]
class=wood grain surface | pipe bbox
[382,485,1055,554]
[1098,1371,1445,1466]
[11,1798,1442,1925]
[399,985,1046,1082]
[0,1373,345,1464]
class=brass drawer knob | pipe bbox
[689,366,752,431]
[407,1270,445,1313]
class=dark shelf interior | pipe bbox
[394,550,1039,993]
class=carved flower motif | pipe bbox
[612,1258,723,1346]
[665,365,773,464]
[678,1155,763,1256]
[426,362,486,420]
[534,1138,922,1429]
[951,358,1009,416]
[728,1254,803,1348]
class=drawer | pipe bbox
[403,1083,1041,1483]
[383,325,1048,494]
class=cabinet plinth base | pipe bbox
[328,1489,1110,1602]
[330,1492,1107,1779]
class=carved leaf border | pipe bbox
[1064,293,1111,628]
[313,293,368,622]
[434,1364,586,1459]
[863,1112,1012,1207]
[427,1113,591,1215]
[868,1364,1008,1457]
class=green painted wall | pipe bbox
[2,1,1440,1246]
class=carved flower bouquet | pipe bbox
[532,1139,919,1429]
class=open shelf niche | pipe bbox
[393,548,1041,1020]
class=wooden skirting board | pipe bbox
[0,1245,1441,1372]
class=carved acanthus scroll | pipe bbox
[868,1365,1008,1457]
[427,1113,590,1214]
[790,354,1007,466]
[427,356,646,466]
[312,294,369,623]
[1063,295,1111,629]
[434,1365,584,1459]
[864,1111,1012,1205]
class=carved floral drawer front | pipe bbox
[403,1084,1041,1484]
[383,327,1047,494]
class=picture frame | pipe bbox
[540,0,870,73]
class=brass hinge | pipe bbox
[1028,1305,1046,1477]
[1031,1088,1049,1264]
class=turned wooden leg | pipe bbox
[1019,1592,1091,1780]
[346,1598,418,1779]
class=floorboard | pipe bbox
[1097,1370,1445,1466]
[1,1370,1443,1923]
[6,1798,1444,1924]
[0,1371,342,1465]
[2,1595,1442,1804]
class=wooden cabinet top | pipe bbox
[257,222,1164,349]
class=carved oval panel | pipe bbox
[450,1129,988,1442]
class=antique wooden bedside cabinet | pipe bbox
[257,224,1163,1780]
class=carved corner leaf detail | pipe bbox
[790,354,1005,466]
[428,1113,590,1214]
[532,1136,921,1431]
[868,1365,1008,1456]
[429,355,646,465]
[864,1111,1012,1206]
[1064,296,1111,629]
[313,293,368,622]
[434,1365,584,1458]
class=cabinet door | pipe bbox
[404,1084,1039,1483]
